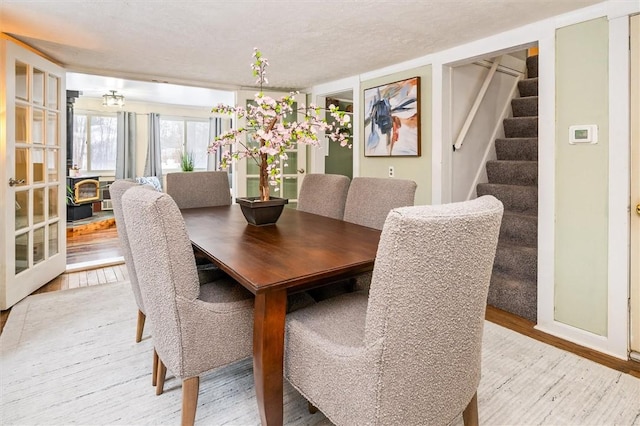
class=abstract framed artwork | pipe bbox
[363,76,420,157]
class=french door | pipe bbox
[0,38,66,309]
[232,90,307,201]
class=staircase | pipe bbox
[477,55,538,322]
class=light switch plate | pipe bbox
[569,125,598,144]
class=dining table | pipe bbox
[181,205,381,426]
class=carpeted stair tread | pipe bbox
[477,183,537,214]
[503,117,538,138]
[518,78,538,97]
[499,212,537,247]
[488,271,537,322]
[495,138,538,161]
[493,243,537,282]
[486,161,538,186]
[511,96,538,117]
[526,55,538,79]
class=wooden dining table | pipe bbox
[181,205,381,426]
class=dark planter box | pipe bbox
[67,203,93,222]
[236,196,288,226]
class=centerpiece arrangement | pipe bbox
[209,48,352,225]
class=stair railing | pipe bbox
[453,56,502,151]
[464,72,524,200]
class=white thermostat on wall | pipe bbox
[569,124,598,144]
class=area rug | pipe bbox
[1,282,638,425]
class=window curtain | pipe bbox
[115,111,136,179]
[144,113,163,188]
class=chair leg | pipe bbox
[463,392,479,426]
[308,401,318,414]
[182,376,199,426]
[152,349,158,387]
[156,357,167,396]
[136,310,146,343]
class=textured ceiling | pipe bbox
[1,0,602,92]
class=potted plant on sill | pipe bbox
[209,48,352,225]
[180,151,195,172]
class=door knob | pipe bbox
[9,178,25,187]
[297,168,305,174]
[636,203,640,216]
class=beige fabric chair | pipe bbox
[110,180,154,343]
[343,176,417,230]
[297,173,350,220]
[165,171,232,281]
[285,195,503,426]
[342,177,417,292]
[121,187,254,425]
[165,171,231,209]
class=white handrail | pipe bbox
[464,73,524,201]
[453,56,502,151]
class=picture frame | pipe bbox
[363,76,420,157]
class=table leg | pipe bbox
[253,289,287,426]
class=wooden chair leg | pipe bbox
[156,357,167,396]
[308,401,318,414]
[463,392,479,426]
[152,349,158,387]
[182,376,200,426]
[136,310,146,343]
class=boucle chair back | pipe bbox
[165,171,231,209]
[365,195,503,424]
[343,177,417,229]
[110,179,153,315]
[297,174,350,220]
[121,187,202,378]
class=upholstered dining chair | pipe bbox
[121,186,254,426]
[284,195,503,426]
[110,179,155,343]
[165,171,231,209]
[297,173,351,220]
[165,171,232,281]
[342,177,417,293]
[343,176,417,230]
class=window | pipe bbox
[159,117,210,171]
[72,113,117,173]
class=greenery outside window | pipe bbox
[160,117,210,171]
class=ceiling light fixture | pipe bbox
[102,90,125,107]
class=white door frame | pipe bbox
[629,13,640,357]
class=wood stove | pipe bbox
[67,175,100,221]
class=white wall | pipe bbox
[450,58,525,202]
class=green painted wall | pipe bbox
[554,18,609,336]
[359,65,432,205]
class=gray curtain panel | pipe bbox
[116,111,137,179]
[144,112,163,187]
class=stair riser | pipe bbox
[511,96,538,117]
[493,245,537,282]
[476,183,537,214]
[499,214,537,247]
[526,55,538,79]
[488,274,537,322]
[518,78,538,97]
[486,161,538,186]
[504,117,538,138]
[495,138,538,161]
